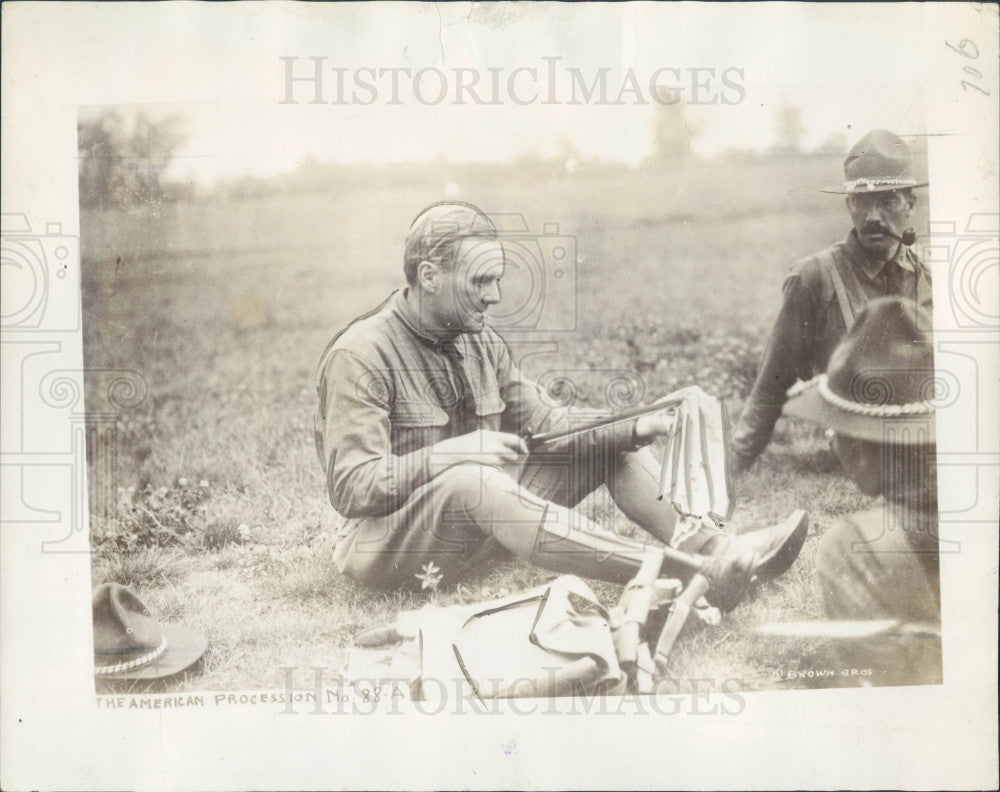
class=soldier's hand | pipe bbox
[431,430,528,469]
[634,411,677,441]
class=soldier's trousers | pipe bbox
[332,445,723,591]
[816,507,942,686]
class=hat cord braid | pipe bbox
[844,177,917,190]
[815,374,934,417]
[95,635,167,675]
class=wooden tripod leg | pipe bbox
[614,548,666,671]
[653,573,712,669]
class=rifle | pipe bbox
[755,620,940,640]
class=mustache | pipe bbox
[863,224,916,246]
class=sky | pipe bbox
[78,3,930,186]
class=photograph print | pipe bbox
[77,5,944,700]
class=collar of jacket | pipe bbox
[845,229,915,281]
[392,289,465,357]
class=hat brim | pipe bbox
[819,181,929,195]
[95,623,207,681]
[784,380,935,444]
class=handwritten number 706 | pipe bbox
[946,38,991,96]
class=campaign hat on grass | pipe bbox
[93,582,207,680]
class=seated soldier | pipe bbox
[784,295,941,686]
[733,130,932,472]
[315,201,809,608]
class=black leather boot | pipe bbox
[699,509,809,608]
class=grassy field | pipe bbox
[83,155,925,695]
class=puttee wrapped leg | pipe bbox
[490,503,652,585]
[463,464,729,590]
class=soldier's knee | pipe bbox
[434,463,517,506]
[816,520,851,585]
[815,516,883,619]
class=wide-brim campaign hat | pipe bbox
[820,129,929,194]
[785,296,936,444]
[93,582,207,680]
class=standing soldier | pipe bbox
[733,129,932,471]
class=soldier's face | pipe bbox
[847,190,915,257]
[831,434,882,496]
[437,237,505,334]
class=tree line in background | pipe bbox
[77,100,863,208]
[78,111,193,208]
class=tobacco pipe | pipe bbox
[880,226,917,246]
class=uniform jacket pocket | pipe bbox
[389,400,450,455]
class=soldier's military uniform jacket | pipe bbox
[733,230,933,462]
[314,289,640,520]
